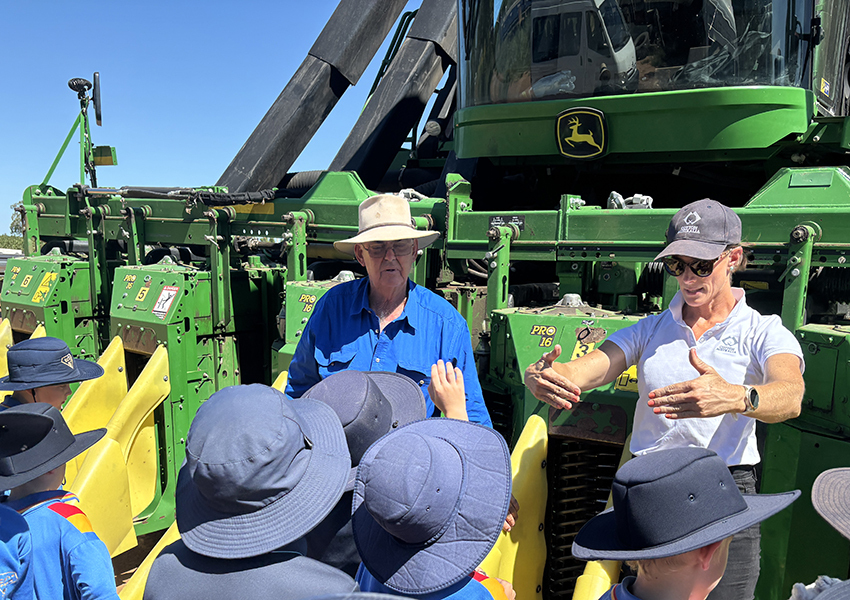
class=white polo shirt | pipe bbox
[606,288,804,466]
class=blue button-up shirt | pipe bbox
[286,278,491,427]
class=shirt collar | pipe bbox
[670,287,746,329]
[350,278,419,331]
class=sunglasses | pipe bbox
[662,251,729,278]
[362,240,416,259]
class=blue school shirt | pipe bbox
[286,278,492,427]
[357,565,494,600]
[598,577,642,600]
[7,491,118,600]
[0,503,34,600]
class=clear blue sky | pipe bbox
[0,0,423,234]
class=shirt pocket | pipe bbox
[396,355,433,391]
[315,345,357,380]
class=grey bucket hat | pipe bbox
[572,447,799,561]
[812,467,850,540]
[655,199,742,261]
[0,403,105,490]
[175,384,350,559]
[352,418,511,594]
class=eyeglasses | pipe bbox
[662,251,729,278]
[362,240,416,259]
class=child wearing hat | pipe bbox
[0,337,103,411]
[352,418,515,600]
[144,384,358,600]
[571,448,800,600]
[0,403,116,600]
[0,503,34,600]
[302,370,427,576]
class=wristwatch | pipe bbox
[742,385,759,413]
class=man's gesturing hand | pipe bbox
[647,349,745,419]
[523,345,582,410]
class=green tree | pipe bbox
[10,202,23,236]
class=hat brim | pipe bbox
[0,427,106,490]
[352,419,511,594]
[176,397,350,559]
[572,490,800,561]
[0,359,104,391]
[333,227,440,257]
[810,578,850,600]
[812,468,850,540]
[363,372,427,429]
[654,239,727,261]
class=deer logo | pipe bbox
[564,117,602,151]
[556,108,607,159]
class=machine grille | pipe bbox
[544,437,623,600]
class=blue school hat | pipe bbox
[176,384,350,559]
[572,447,799,561]
[351,418,511,594]
[0,403,105,489]
[304,370,426,489]
[0,337,103,391]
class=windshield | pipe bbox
[459,0,813,107]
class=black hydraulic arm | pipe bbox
[326,0,458,190]
[216,0,409,193]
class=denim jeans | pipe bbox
[707,466,761,600]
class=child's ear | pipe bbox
[697,540,725,571]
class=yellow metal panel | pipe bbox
[63,337,129,487]
[29,324,46,339]
[68,345,171,556]
[271,370,288,391]
[0,318,14,379]
[118,522,181,600]
[480,415,548,600]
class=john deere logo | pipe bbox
[557,108,607,159]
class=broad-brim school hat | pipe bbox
[572,447,799,561]
[655,199,742,261]
[0,337,103,391]
[304,370,426,482]
[813,579,850,600]
[333,195,440,256]
[812,467,850,540]
[176,384,350,559]
[0,403,106,489]
[352,418,511,594]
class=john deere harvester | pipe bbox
[4,0,850,598]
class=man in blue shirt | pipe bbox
[286,194,492,427]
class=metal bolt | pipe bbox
[490,261,497,269]
[538,523,544,531]
[163,376,168,382]
[117,303,123,309]
[840,256,846,264]
[541,460,547,469]
[791,268,801,277]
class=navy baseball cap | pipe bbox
[0,337,103,391]
[572,448,799,561]
[655,199,742,261]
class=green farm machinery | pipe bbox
[5,0,850,597]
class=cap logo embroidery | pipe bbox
[684,212,701,225]
[716,336,739,354]
[60,353,75,369]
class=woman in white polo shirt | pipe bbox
[524,199,805,600]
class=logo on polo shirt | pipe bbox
[60,353,75,369]
[0,572,19,598]
[716,336,739,354]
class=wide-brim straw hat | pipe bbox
[333,195,440,256]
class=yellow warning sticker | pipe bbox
[614,365,639,393]
[571,339,595,359]
[31,273,57,304]
[20,275,32,288]
[135,286,150,302]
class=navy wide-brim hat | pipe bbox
[572,447,799,561]
[0,403,106,490]
[812,467,850,540]
[352,418,511,594]
[176,384,350,559]
[0,337,103,391]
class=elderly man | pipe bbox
[285,194,492,426]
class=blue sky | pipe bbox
[0,1,422,234]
